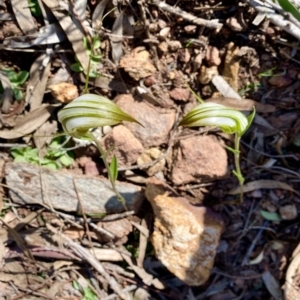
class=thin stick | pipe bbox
[247,0,300,40]
[150,0,223,29]
[46,223,128,300]
[72,178,94,252]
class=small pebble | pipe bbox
[184,25,197,34]
[226,17,245,32]
[158,19,167,29]
[279,204,297,220]
[159,27,171,39]
[158,41,168,54]
[168,40,182,52]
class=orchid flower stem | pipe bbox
[84,56,92,94]
[234,134,244,203]
[86,132,127,210]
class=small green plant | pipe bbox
[257,67,277,78]
[179,102,255,202]
[28,0,42,17]
[0,69,29,101]
[57,93,142,208]
[10,137,74,170]
[70,36,102,78]
[185,39,195,48]
[239,82,261,96]
[72,281,98,300]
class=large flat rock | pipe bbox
[115,94,176,147]
[5,163,144,214]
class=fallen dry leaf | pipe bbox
[228,180,299,195]
[0,104,60,139]
[43,0,90,72]
[0,72,13,113]
[206,97,275,113]
[262,271,283,300]
[26,53,52,111]
[11,0,36,34]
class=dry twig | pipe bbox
[150,0,223,29]
[46,224,129,299]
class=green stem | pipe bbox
[83,56,92,94]
[234,134,244,203]
[86,132,127,210]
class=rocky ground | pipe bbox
[0,0,300,299]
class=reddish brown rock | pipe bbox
[226,17,246,32]
[184,25,197,34]
[137,148,165,176]
[268,74,292,88]
[206,46,221,66]
[172,135,228,185]
[168,40,182,52]
[145,178,224,286]
[115,94,176,147]
[158,42,168,55]
[169,88,191,102]
[96,218,133,244]
[198,65,218,84]
[102,125,144,166]
[178,48,191,63]
[120,47,156,81]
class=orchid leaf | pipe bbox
[109,155,118,182]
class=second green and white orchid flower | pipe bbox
[179,102,254,136]
[179,102,255,201]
